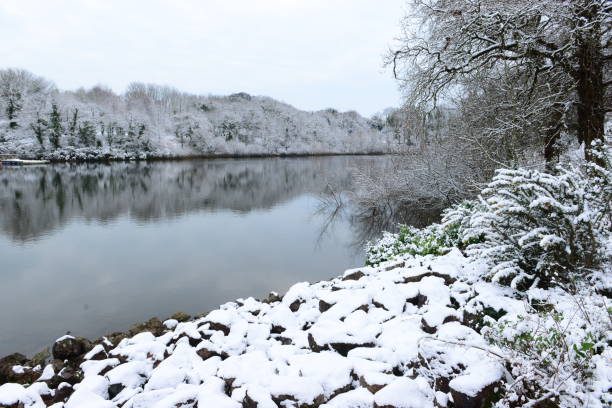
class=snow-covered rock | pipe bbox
[1,249,608,407]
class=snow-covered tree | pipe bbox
[388,0,611,162]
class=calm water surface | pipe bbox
[0,156,395,356]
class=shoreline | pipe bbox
[0,250,524,407]
[3,150,400,165]
[0,249,609,407]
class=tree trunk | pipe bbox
[544,108,563,172]
[574,2,606,163]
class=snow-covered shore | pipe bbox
[1,249,609,408]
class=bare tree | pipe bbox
[388,0,611,162]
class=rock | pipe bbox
[372,300,389,311]
[52,337,88,361]
[275,336,292,345]
[196,347,228,361]
[129,317,164,336]
[85,345,108,361]
[108,383,124,400]
[359,375,387,393]
[57,366,82,385]
[289,299,304,312]
[31,348,51,367]
[207,322,231,336]
[0,353,28,367]
[0,353,38,384]
[319,299,335,313]
[52,383,74,404]
[384,261,405,271]
[420,317,437,334]
[262,292,282,304]
[450,381,500,408]
[403,271,455,286]
[329,342,375,357]
[406,293,428,308]
[243,393,257,408]
[343,271,366,281]
[307,333,328,353]
[170,312,191,322]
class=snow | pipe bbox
[448,360,504,397]
[373,378,434,408]
[37,364,55,381]
[55,334,75,342]
[0,383,45,407]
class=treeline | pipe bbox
[0,70,411,160]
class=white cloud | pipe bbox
[0,0,404,116]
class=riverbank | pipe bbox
[1,247,609,408]
[0,146,398,164]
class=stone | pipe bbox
[420,317,437,334]
[330,342,375,357]
[343,271,366,281]
[406,293,428,308]
[450,381,500,408]
[0,353,38,385]
[170,312,191,322]
[52,384,74,404]
[207,322,231,336]
[31,348,51,367]
[129,317,164,336]
[289,299,304,312]
[319,299,335,313]
[108,383,124,400]
[402,271,455,286]
[307,333,328,353]
[196,347,228,361]
[262,292,282,304]
[52,337,87,361]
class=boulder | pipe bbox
[52,336,88,361]
[450,381,500,408]
[129,317,164,336]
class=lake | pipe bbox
[0,156,399,356]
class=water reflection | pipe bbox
[0,157,360,242]
[0,156,440,356]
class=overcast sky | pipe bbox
[0,0,405,117]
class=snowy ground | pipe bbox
[0,249,609,407]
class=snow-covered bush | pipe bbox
[464,139,611,289]
[365,199,485,265]
[365,224,450,265]
[483,296,611,407]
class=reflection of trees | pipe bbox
[0,157,382,242]
[316,189,443,251]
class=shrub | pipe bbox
[365,224,448,265]
[365,200,485,266]
[463,139,611,289]
[483,300,610,407]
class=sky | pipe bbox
[0,0,406,117]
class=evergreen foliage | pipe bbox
[465,139,611,289]
[48,103,62,149]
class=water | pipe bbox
[0,156,393,356]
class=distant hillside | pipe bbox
[0,69,403,160]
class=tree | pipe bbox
[68,108,79,144]
[0,69,54,130]
[388,0,611,162]
[30,113,48,147]
[78,120,96,146]
[48,103,62,149]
